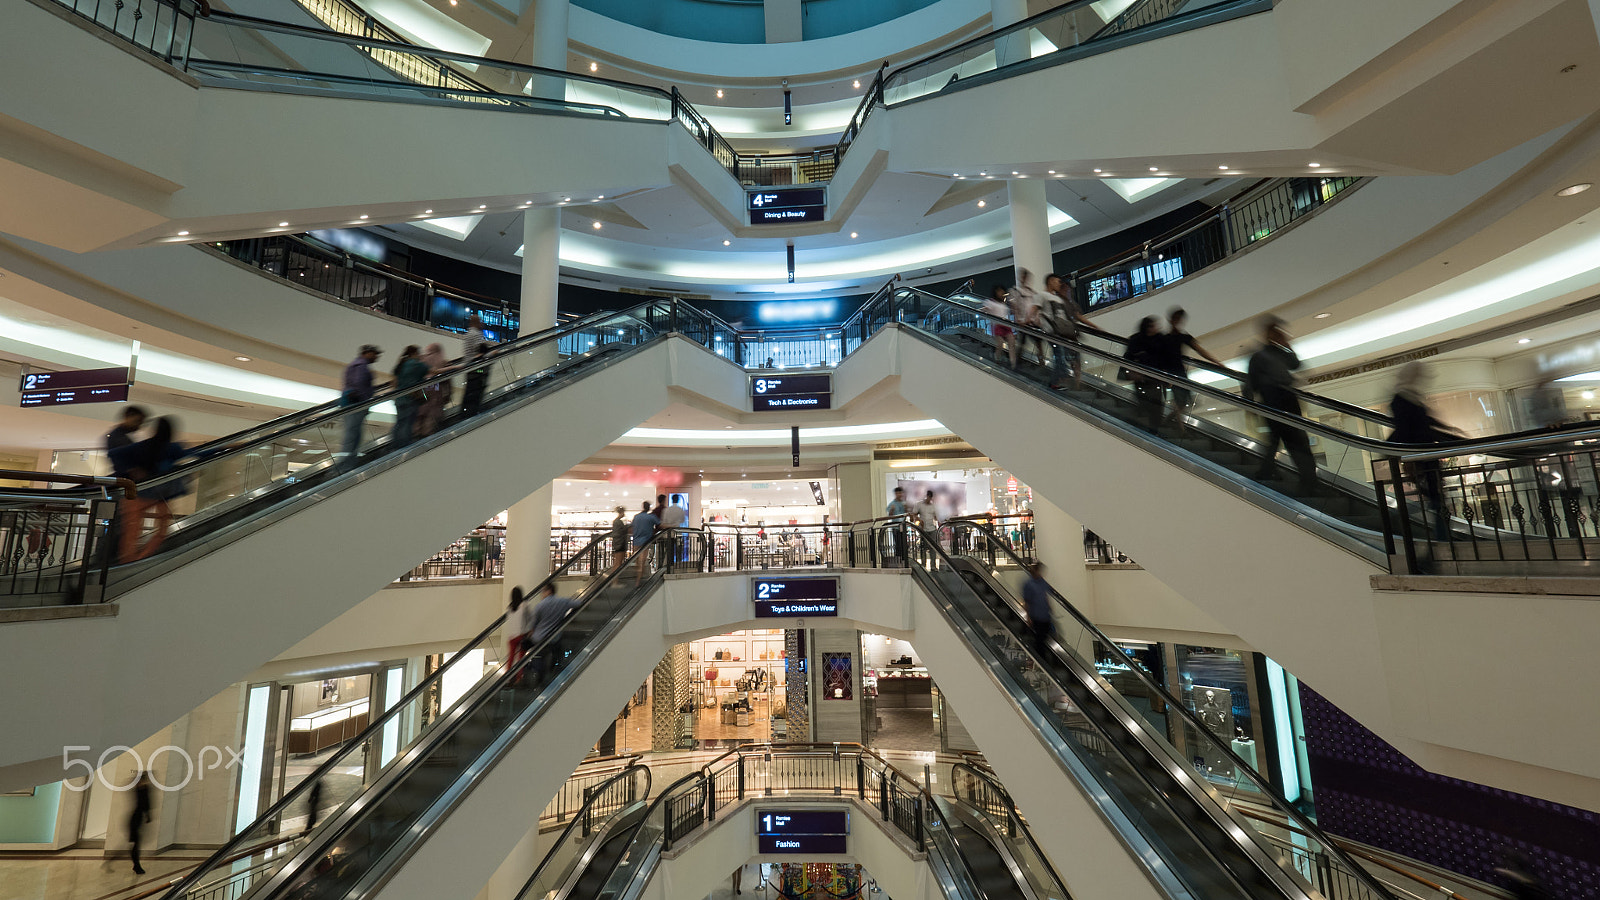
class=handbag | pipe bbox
[704,668,719,682]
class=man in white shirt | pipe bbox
[912,489,942,551]
[659,494,689,567]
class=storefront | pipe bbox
[684,629,790,746]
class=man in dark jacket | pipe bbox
[1246,317,1317,494]
[528,584,582,682]
[1022,562,1054,655]
[338,345,381,470]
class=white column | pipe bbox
[529,0,570,101]
[1007,178,1053,285]
[992,0,1052,285]
[502,208,562,602]
[765,0,802,42]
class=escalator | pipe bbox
[890,518,1399,900]
[160,529,708,900]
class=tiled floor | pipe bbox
[867,709,938,752]
[0,849,208,900]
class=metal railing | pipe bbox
[0,472,131,605]
[46,0,207,67]
[1072,176,1365,311]
[202,234,521,337]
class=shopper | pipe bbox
[1156,307,1225,426]
[1009,268,1045,369]
[660,493,688,567]
[303,779,324,834]
[631,500,660,582]
[1022,561,1054,656]
[128,771,153,875]
[105,405,147,462]
[1123,316,1166,433]
[109,416,184,563]
[982,286,1012,363]
[1246,316,1318,494]
[1389,361,1463,541]
[506,586,534,677]
[103,406,147,567]
[337,344,381,470]
[610,505,630,570]
[416,343,451,437]
[460,341,489,419]
[390,345,429,448]
[913,489,940,554]
[1042,274,1094,390]
[885,486,909,566]
[528,583,582,683]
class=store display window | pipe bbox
[684,630,789,746]
[1175,645,1263,788]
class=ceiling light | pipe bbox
[1557,183,1593,197]
[1012,171,1019,176]
[234,356,251,362]
[853,80,861,89]
[359,214,369,219]
[562,197,571,202]
[716,89,724,98]
[278,222,289,227]
[592,221,602,229]
[589,62,598,72]
[1219,165,1229,170]
[977,200,986,208]
[1313,312,1331,319]
[1093,168,1102,173]
[597,195,605,199]
[176,230,189,236]
[979,171,986,176]
[1518,337,1532,344]
[424,209,433,214]
[477,204,486,210]
[1047,170,1056,175]
[1585,391,1597,400]
[850,232,858,239]
[1308,162,1321,168]
[723,240,731,246]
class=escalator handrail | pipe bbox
[199,11,680,107]
[515,762,653,900]
[902,283,1396,431]
[948,761,1071,895]
[899,292,1600,460]
[942,519,1398,900]
[156,527,623,900]
[106,303,664,501]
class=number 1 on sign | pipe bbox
[764,814,772,832]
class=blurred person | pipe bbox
[1156,308,1224,427]
[337,344,381,470]
[610,505,630,570]
[1009,268,1045,369]
[1022,561,1054,656]
[505,586,535,679]
[528,583,582,683]
[390,345,429,448]
[460,324,490,418]
[128,771,153,875]
[1389,362,1465,542]
[416,343,451,437]
[913,489,941,552]
[1042,274,1094,390]
[1124,316,1166,433]
[103,406,148,566]
[886,486,909,565]
[631,500,660,582]
[109,417,185,563]
[303,779,324,835]
[1492,850,1551,900]
[1247,316,1318,495]
[982,286,1013,362]
[660,493,688,567]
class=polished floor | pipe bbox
[0,848,208,900]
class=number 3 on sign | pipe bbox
[755,379,769,394]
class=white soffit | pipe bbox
[414,215,485,241]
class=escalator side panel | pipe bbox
[0,342,676,784]
[901,577,1178,900]
[315,575,680,900]
[891,333,1407,755]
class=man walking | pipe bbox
[1022,562,1054,656]
[460,315,491,418]
[886,486,909,566]
[1247,316,1318,495]
[338,345,381,470]
[630,500,660,582]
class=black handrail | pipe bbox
[157,527,616,900]
[949,761,1070,892]
[941,517,1397,900]
[513,762,652,900]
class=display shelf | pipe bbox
[287,699,371,754]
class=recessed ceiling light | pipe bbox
[1149,166,1159,172]
[234,356,251,362]
[359,214,369,219]
[977,200,986,208]
[723,240,731,246]
[1313,312,1330,319]
[477,204,486,210]
[852,79,861,89]
[1219,165,1230,170]
[562,197,571,202]
[1308,162,1321,168]
[597,195,605,200]
[592,221,602,229]
[1557,183,1593,197]
[1518,337,1532,344]
[1093,168,1102,173]
[424,209,433,214]
[1047,170,1056,175]
[979,171,986,176]
[589,62,598,72]
[1012,171,1019,176]
[278,222,289,227]
[850,232,858,239]
[176,230,189,236]
[716,89,724,98]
